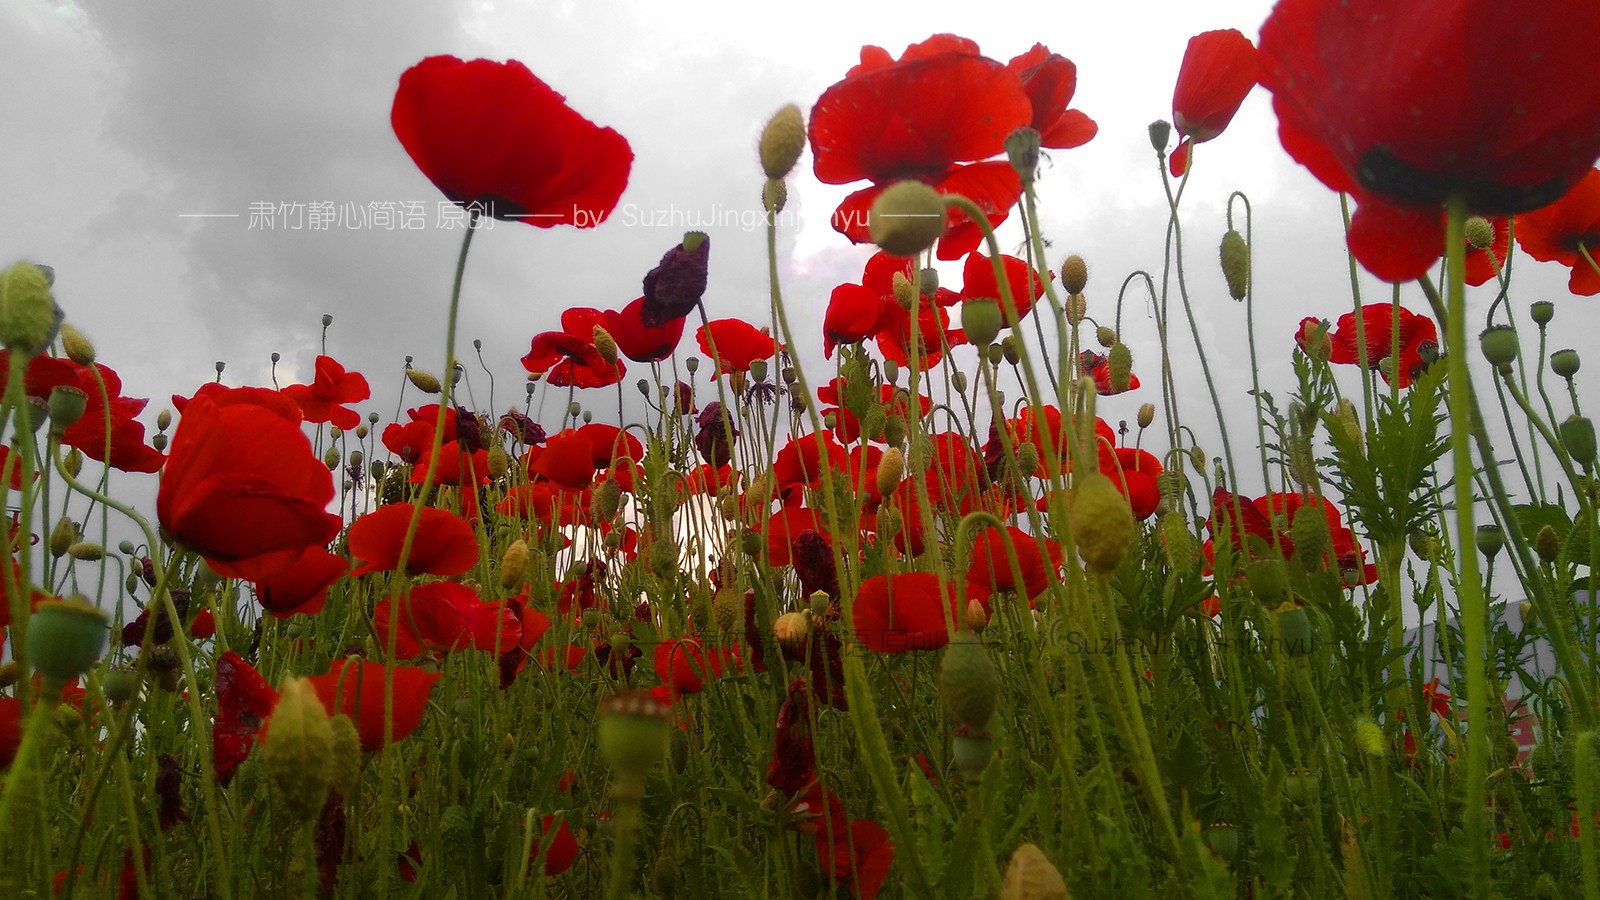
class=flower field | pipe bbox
[4,1,1600,897]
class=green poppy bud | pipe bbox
[1219,230,1250,301]
[940,631,999,734]
[1561,415,1596,468]
[869,181,946,257]
[962,299,1003,347]
[0,261,63,353]
[29,596,109,688]
[1060,255,1088,295]
[758,104,806,180]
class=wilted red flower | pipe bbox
[307,657,441,752]
[1516,168,1600,296]
[214,651,277,786]
[347,503,479,577]
[852,572,969,653]
[391,55,632,226]
[281,355,370,430]
[603,295,686,361]
[765,505,827,568]
[960,250,1050,323]
[255,546,348,617]
[158,387,340,581]
[696,319,778,376]
[1168,29,1258,176]
[809,34,1033,260]
[1006,43,1097,150]
[1327,303,1438,388]
[767,678,816,794]
[1258,0,1600,281]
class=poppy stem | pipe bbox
[1443,193,1490,893]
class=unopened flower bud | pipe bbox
[67,541,103,561]
[500,539,529,590]
[59,323,94,364]
[1001,336,1021,366]
[1107,343,1133,393]
[869,181,946,257]
[1355,720,1386,758]
[406,368,442,393]
[592,326,619,365]
[1463,216,1495,250]
[1060,255,1088,296]
[49,517,77,557]
[1137,403,1156,429]
[962,299,1003,347]
[1220,230,1250,301]
[592,477,623,522]
[1561,415,1596,468]
[1072,473,1136,575]
[773,611,810,655]
[0,261,62,353]
[876,447,905,497]
[759,104,807,179]
[964,598,989,632]
[263,677,335,822]
[1535,524,1561,564]
[940,631,999,732]
[1096,326,1117,348]
[323,447,340,470]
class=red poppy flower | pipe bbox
[874,301,961,370]
[965,524,1062,600]
[852,572,971,653]
[1168,30,1258,177]
[1254,493,1377,587]
[809,35,1033,260]
[774,434,847,494]
[281,355,369,431]
[576,423,642,469]
[410,439,489,486]
[765,505,827,568]
[189,609,215,640]
[602,295,686,362]
[0,696,21,770]
[1258,0,1600,281]
[157,387,340,581]
[1516,168,1600,296]
[1102,446,1163,521]
[382,405,458,463]
[823,282,887,359]
[816,818,894,900]
[1326,303,1438,388]
[60,362,166,473]
[496,482,557,520]
[256,546,347,617]
[960,250,1050,323]
[530,815,580,876]
[767,678,816,794]
[214,651,277,786]
[1006,44,1097,150]
[529,429,597,490]
[1206,487,1293,565]
[696,319,778,376]
[1080,350,1141,395]
[391,56,632,227]
[653,637,735,699]
[307,657,440,752]
[1011,406,1114,477]
[347,503,479,577]
[1294,317,1331,359]
[374,582,520,658]
[522,331,624,388]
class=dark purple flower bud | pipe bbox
[673,382,695,416]
[641,232,709,328]
[694,401,738,467]
[157,753,189,830]
[791,530,839,599]
[454,406,485,453]
[498,409,545,445]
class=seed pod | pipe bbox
[1552,348,1581,379]
[1561,415,1596,468]
[1479,325,1518,370]
[773,612,810,655]
[1535,525,1561,564]
[597,689,672,795]
[29,596,109,687]
[1096,326,1117,348]
[1530,300,1555,326]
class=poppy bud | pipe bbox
[759,104,807,180]
[1005,127,1041,181]
[262,678,334,823]
[1001,336,1021,366]
[1333,399,1364,453]
[869,181,946,258]
[1530,300,1555,326]
[215,361,225,377]
[1187,445,1207,472]
[323,447,340,470]
[1072,473,1136,575]
[1219,230,1250,301]
[1246,559,1290,604]
[890,271,916,310]
[1552,348,1581,379]
[808,590,830,617]
[1290,506,1331,573]
[1535,524,1561,564]
[1001,843,1068,900]
[962,299,1003,347]
[0,261,62,353]
[882,359,900,385]
[1463,216,1495,250]
[875,447,904,497]
[1274,602,1313,658]
[597,688,672,797]
[986,343,1005,367]
[593,478,622,522]
[883,414,907,448]
[1283,768,1320,805]
[59,323,95,365]
[156,409,172,432]
[739,528,762,558]
[964,598,989,632]
[1053,254,1087,295]
[1148,119,1172,153]
[103,668,140,704]
[860,404,887,442]
[940,631,999,733]
[328,714,361,794]
[1476,523,1505,560]
[1107,342,1133,393]
[1137,403,1156,429]
[773,611,809,655]
[1065,294,1087,326]
[150,432,168,452]
[1479,325,1518,370]
[1096,326,1117,348]
[49,516,78,557]
[685,356,699,374]
[1408,530,1440,563]
[500,539,529,590]
[67,541,103,561]
[592,326,619,366]
[1354,719,1386,758]
[875,507,902,540]
[763,177,787,214]
[1161,511,1196,569]
[1561,415,1596,468]
[406,368,442,393]
[29,596,109,688]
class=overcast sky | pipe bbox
[3,0,1594,525]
